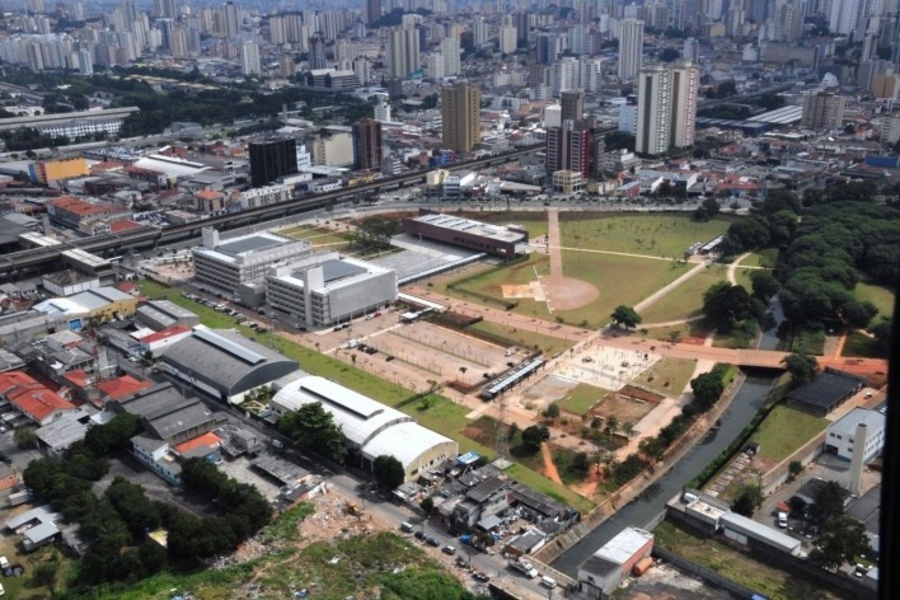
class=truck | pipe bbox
[508,558,538,578]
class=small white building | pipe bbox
[239,183,290,209]
[577,527,654,599]
[824,407,886,462]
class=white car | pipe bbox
[777,511,788,528]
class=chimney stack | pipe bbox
[849,422,868,496]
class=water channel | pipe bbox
[758,295,785,351]
[552,375,776,575]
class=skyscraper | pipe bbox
[441,82,481,153]
[224,1,240,39]
[545,119,591,178]
[309,34,327,70]
[801,92,846,130]
[617,18,644,80]
[635,65,674,156]
[353,118,383,170]
[499,15,517,54]
[249,138,298,188]
[829,0,861,35]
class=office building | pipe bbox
[266,252,397,328]
[636,65,674,156]
[801,92,846,130]
[560,90,585,123]
[546,119,592,178]
[374,100,392,123]
[402,212,528,259]
[441,82,481,153]
[309,34,327,70]
[192,228,312,303]
[825,408,885,462]
[353,118,383,170]
[249,138,298,187]
[617,18,644,80]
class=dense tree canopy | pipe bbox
[781,353,819,389]
[703,282,753,331]
[521,425,550,452]
[610,305,642,329]
[278,402,347,464]
[373,455,406,492]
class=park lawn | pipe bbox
[559,213,733,259]
[552,446,591,486]
[639,264,730,324]
[854,281,895,319]
[467,320,576,357]
[645,320,708,343]
[139,279,413,407]
[449,253,551,299]
[635,357,698,397]
[744,248,779,268]
[750,405,829,463]
[558,383,608,415]
[842,331,887,359]
[555,251,690,327]
[467,210,550,239]
[281,226,351,247]
[733,265,755,291]
[653,520,830,600]
[0,540,76,599]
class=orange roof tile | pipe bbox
[0,371,75,422]
[110,219,141,233]
[173,431,222,454]
[138,325,191,344]
[97,375,152,401]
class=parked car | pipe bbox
[426,536,440,547]
[777,512,788,528]
[414,531,427,541]
[442,545,456,555]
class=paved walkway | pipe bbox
[727,252,752,285]
[547,207,563,277]
[634,260,710,313]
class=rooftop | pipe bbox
[828,407,886,437]
[789,369,867,410]
[592,527,654,566]
[411,213,526,243]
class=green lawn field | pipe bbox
[854,281,895,320]
[639,264,730,324]
[558,383,608,415]
[750,405,829,463]
[559,213,733,258]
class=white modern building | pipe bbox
[271,376,458,481]
[266,251,396,328]
[192,228,312,305]
[636,62,699,155]
[239,183,290,209]
[825,407,886,462]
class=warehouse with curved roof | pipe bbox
[271,376,458,481]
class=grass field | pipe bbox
[279,224,350,247]
[750,405,829,463]
[559,213,733,258]
[558,383,608,415]
[0,538,75,599]
[854,281,895,320]
[634,357,698,397]
[467,320,576,357]
[842,330,887,358]
[744,248,779,268]
[639,265,730,324]
[654,520,837,600]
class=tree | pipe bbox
[604,131,635,152]
[693,197,721,222]
[840,299,878,329]
[83,413,141,456]
[278,402,347,464]
[731,484,763,517]
[659,47,681,62]
[32,561,58,591]
[373,455,405,492]
[348,216,400,254]
[611,305,642,330]
[809,515,870,570]
[808,480,849,526]
[788,460,803,481]
[638,436,665,463]
[703,282,753,331]
[521,425,550,452]
[749,270,780,300]
[14,426,39,449]
[870,318,892,353]
[542,403,561,420]
[690,370,726,411]
[420,496,435,516]
[781,353,819,389]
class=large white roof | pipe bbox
[272,376,456,469]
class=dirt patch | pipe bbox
[540,442,563,484]
[501,282,546,301]
[541,275,599,311]
[521,374,579,405]
[591,386,664,425]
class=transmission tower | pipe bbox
[495,392,510,460]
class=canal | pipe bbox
[552,375,776,575]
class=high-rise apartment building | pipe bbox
[636,65,674,156]
[224,1,240,38]
[386,26,420,78]
[353,118,383,171]
[441,82,481,153]
[309,34,327,70]
[801,92,846,130]
[551,57,579,96]
[670,63,699,149]
[829,0,862,35]
[241,40,260,75]
[617,18,644,80]
[545,119,591,178]
[249,138,299,188]
[499,16,517,54]
[635,63,699,155]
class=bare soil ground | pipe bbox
[591,386,664,425]
[520,374,579,406]
[541,274,600,311]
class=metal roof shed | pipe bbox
[719,512,802,555]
